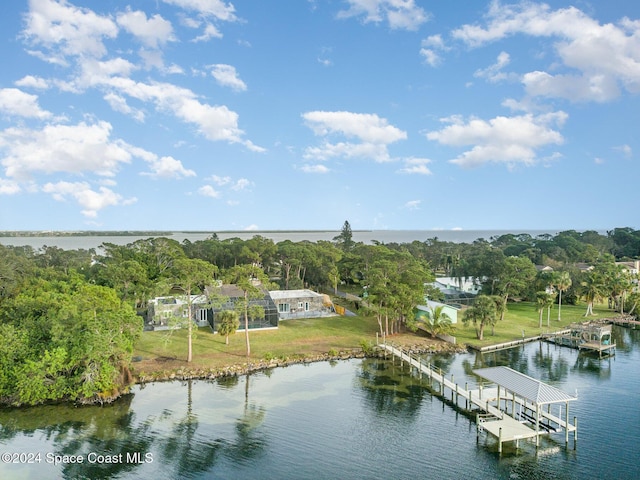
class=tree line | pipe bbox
[0,223,638,404]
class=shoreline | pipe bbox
[132,340,469,385]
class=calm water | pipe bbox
[0,230,568,251]
[1,326,639,479]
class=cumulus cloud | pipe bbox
[210,64,247,91]
[427,111,567,168]
[474,51,512,83]
[420,35,448,67]
[338,0,430,31]
[15,75,49,90]
[302,111,406,163]
[0,121,134,179]
[117,9,175,48]
[452,1,640,101]
[0,88,52,119]
[42,181,136,217]
[0,178,21,195]
[22,0,118,62]
[162,0,237,21]
[198,185,221,198]
[614,144,633,158]
[142,155,196,179]
[300,164,330,174]
[397,157,432,175]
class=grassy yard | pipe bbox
[132,315,381,375]
[454,301,617,349]
[132,300,622,377]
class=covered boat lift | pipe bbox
[473,366,578,452]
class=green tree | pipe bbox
[170,258,218,363]
[463,295,497,341]
[553,271,572,322]
[420,305,453,338]
[216,310,240,345]
[333,220,354,252]
[536,291,555,328]
[225,265,270,358]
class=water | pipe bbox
[1,326,639,479]
[0,229,567,251]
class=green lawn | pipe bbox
[132,315,380,375]
[132,300,622,377]
[454,301,616,348]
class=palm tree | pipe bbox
[536,291,555,328]
[216,310,239,345]
[421,305,453,338]
[462,295,497,341]
[581,270,604,317]
[554,271,572,322]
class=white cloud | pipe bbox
[397,157,432,175]
[23,0,118,62]
[192,23,223,42]
[420,35,448,67]
[427,112,567,168]
[614,144,633,158]
[0,121,134,179]
[244,224,259,231]
[404,200,421,210]
[302,111,406,163]
[0,178,21,195]
[198,185,221,198]
[210,64,247,91]
[452,1,640,101]
[474,51,512,83]
[103,92,145,122]
[231,178,252,191]
[15,75,49,90]
[300,164,330,174]
[42,181,135,217]
[0,88,52,119]
[210,175,231,186]
[338,0,430,31]
[142,155,196,179]
[162,0,237,22]
[117,9,175,48]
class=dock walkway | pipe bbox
[379,343,577,453]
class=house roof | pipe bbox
[269,289,324,300]
[473,366,576,405]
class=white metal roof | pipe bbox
[269,289,324,300]
[473,366,577,405]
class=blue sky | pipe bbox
[0,0,638,232]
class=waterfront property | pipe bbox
[269,289,337,320]
[416,299,460,324]
[379,343,578,453]
[147,284,279,332]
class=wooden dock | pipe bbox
[379,343,577,453]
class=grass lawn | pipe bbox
[132,315,381,376]
[455,301,617,349]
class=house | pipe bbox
[616,260,640,275]
[147,294,210,330]
[431,276,482,295]
[269,289,336,320]
[415,300,459,325]
[535,265,554,272]
[147,284,279,332]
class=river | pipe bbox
[0,229,568,251]
[1,326,638,480]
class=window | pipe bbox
[197,309,208,322]
[304,302,310,311]
[279,303,290,313]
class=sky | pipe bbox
[0,0,639,232]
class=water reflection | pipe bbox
[0,375,269,479]
[356,359,427,420]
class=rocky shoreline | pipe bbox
[134,341,469,385]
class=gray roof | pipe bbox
[473,366,576,405]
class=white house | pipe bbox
[415,300,459,324]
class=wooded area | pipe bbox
[0,225,638,405]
